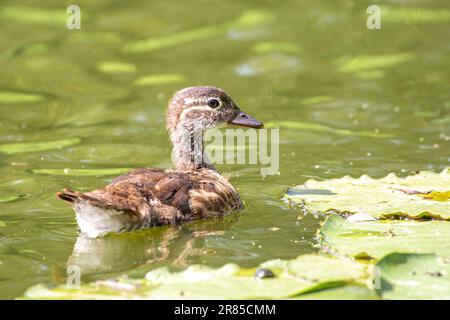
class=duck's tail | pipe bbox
[56,189,111,208]
[57,189,138,238]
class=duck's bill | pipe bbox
[229,111,264,128]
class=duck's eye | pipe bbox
[207,98,221,108]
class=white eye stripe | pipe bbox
[183,97,222,107]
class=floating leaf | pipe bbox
[383,6,450,24]
[0,221,5,227]
[133,74,185,86]
[0,138,81,155]
[97,62,137,74]
[319,215,450,260]
[377,253,450,299]
[0,91,45,104]
[0,194,28,203]
[251,42,302,55]
[1,6,67,25]
[266,121,393,138]
[338,53,415,73]
[31,168,131,177]
[21,254,370,299]
[294,284,378,300]
[286,168,450,220]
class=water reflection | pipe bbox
[66,214,240,277]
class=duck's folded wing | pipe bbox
[57,168,193,224]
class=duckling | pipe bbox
[57,86,263,238]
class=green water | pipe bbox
[0,0,449,299]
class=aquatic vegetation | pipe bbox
[0,138,81,155]
[376,253,450,300]
[133,73,186,86]
[285,168,450,220]
[22,254,371,299]
[319,215,450,260]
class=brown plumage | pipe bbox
[57,86,263,237]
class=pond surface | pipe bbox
[0,0,449,298]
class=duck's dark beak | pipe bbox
[229,110,264,129]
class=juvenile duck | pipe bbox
[57,86,263,238]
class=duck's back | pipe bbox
[57,168,243,237]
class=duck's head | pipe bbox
[167,86,263,140]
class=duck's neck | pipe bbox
[170,126,216,172]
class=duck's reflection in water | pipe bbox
[66,213,240,280]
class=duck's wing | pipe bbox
[57,168,193,225]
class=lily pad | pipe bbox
[285,168,450,220]
[266,121,393,138]
[376,253,450,299]
[0,138,81,155]
[319,215,450,260]
[21,254,370,299]
[31,168,132,177]
[294,284,378,300]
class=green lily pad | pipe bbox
[31,168,132,177]
[294,284,378,300]
[0,91,45,104]
[133,74,185,86]
[319,215,450,260]
[21,254,370,299]
[0,138,81,155]
[0,194,28,203]
[266,121,393,138]
[376,253,450,299]
[286,168,450,220]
